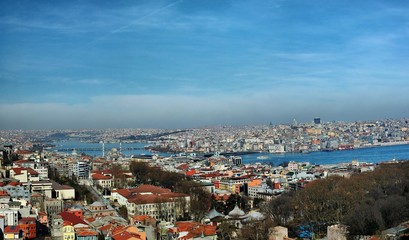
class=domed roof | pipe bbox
[207,208,224,220]
[243,211,265,222]
[90,201,105,207]
[228,205,245,218]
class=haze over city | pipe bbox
[1,0,408,130]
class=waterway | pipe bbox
[50,140,409,166]
[241,144,409,166]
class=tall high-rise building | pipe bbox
[314,118,321,124]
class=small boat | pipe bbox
[257,155,269,160]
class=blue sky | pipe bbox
[1,0,408,129]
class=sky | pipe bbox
[0,0,408,130]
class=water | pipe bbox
[242,144,409,165]
[51,140,409,165]
[51,140,151,157]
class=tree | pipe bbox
[211,195,225,214]
[217,221,235,240]
[119,205,128,220]
[98,232,105,240]
[176,181,212,222]
[129,161,150,184]
[239,218,274,240]
[110,163,127,188]
[224,194,238,215]
[266,178,274,189]
[262,193,293,226]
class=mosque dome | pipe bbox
[207,208,224,220]
[243,211,265,222]
[228,205,245,218]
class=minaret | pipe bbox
[119,141,122,156]
[102,141,105,157]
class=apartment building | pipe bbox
[112,185,190,222]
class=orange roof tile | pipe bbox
[92,173,112,180]
[4,225,21,233]
[0,191,9,196]
[76,230,98,236]
[176,221,217,239]
[112,231,142,240]
[15,150,33,155]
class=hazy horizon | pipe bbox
[1,0,408,130]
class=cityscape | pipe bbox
[1,0,409,239]
[1,118,409,239]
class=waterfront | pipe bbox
[242,144,409,165]
[52,140,409,166]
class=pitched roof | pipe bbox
[114,185,188,204]
[76,230,98,236]
[0,190,9,197]
[92,173,112,180]
[4,225,21,233]
[15,150,33,155]
[176,221,217,239]
[112,231,142,240]
[13,159,33,164]
[7,181,20,186]
[60,211,87,226]
[132,215,157,223]
[11,167,38,176]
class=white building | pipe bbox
[112,185,190,222]
[9,167,40,183]
[0,209,19,226]
[287,161,299,172]
[72,161,90,179]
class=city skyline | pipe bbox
[1,0,409,130]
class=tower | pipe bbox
[119,141,122,156]
[102,141,105,157]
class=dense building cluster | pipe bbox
[0,118,408,239]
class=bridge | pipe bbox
[55,147,146,152]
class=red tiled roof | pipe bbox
[98,224,113,232]
[4,225,21,233]
[177,164,189,171]
[92,173,112,180]
[76,230,98,236]
[0,191,9,196]
[85,217,96,223]
[111,226,127,235]
[115,185,187,204]
[11,167,38,176]
[128,192,187,205]
[13,159,32,164]
[15,150,33,155]
[8,181,20,186]
[112,231,142,240]
[176,221,217,239]
[132,215,157,223]
[26,168,39,175]
[186,170,196,177]
[63,220,74,227]
[61,211,87,226]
